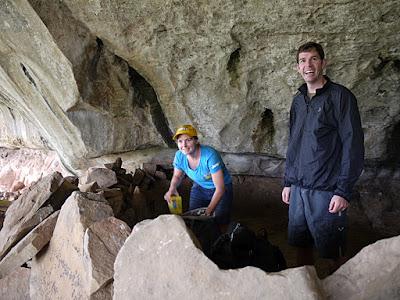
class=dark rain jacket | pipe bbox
[284,77,364,201]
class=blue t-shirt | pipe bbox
[173,145,232,189]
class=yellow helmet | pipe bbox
[172,125,198,140]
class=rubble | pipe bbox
[0,157,396,299]
[0,172,77,259]
[0,211,59,279]
[29,192,114,299]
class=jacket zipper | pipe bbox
[296,95,310,181]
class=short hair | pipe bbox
[296,42,325,63]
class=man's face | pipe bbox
[297,49,326,85]
[176,134,198,156]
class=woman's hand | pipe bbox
[205,206,214,216]
[164,189,178,203]
[164,168,184,203]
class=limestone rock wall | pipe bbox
[0,0,399,171]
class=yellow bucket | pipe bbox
[168,195,182,215]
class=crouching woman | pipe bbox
[164,125,233,226]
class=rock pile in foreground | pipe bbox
[0,160,398,299]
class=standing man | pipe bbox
[282,42,364,271]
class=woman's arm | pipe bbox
[164,168,184,203]
[206,169,225,215]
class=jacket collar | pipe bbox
[298,76,332,96]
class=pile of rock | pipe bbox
[79,157,172,227]
[0,158,398,299]
[0,158,175,299]
[0,200,11,229]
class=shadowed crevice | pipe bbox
[252,108,275,153]
[386,121,400,167]
[20,63,37,87]
[88,38,104,81]
[227,48,241,87]
[128,68,175,148]
[372,57,400,79]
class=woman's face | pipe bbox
[176,134,198,156]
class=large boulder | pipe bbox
[113,215,324,299]
[0,210,59,279]
[0,267,30,300]
[0,172,77,259]
[323,235,400,300]
[79,167,118,189]
[29,191,129,299]
[84,216,131,298]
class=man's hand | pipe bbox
[329,195,349,213]
[282,187,291,204]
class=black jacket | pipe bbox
[284,77,364,201]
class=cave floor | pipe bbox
[231,178,388,279]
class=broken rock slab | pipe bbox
[79,181,100,192]
[0,211,59,279]
[99,188,125,217]
[80,167,118,189]
[0,172,77,259]
[30,191,113,300]
[323,235,400,300]
[0,267,30,300]
[113,215,324,300]
[84,216,131,298]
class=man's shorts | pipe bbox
[189,183,233,225]
[288,185,347,259]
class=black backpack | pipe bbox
[182,212,221,258]
[210,222,287,272]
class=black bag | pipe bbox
[210,222,286,272]
[182,211,221,258]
